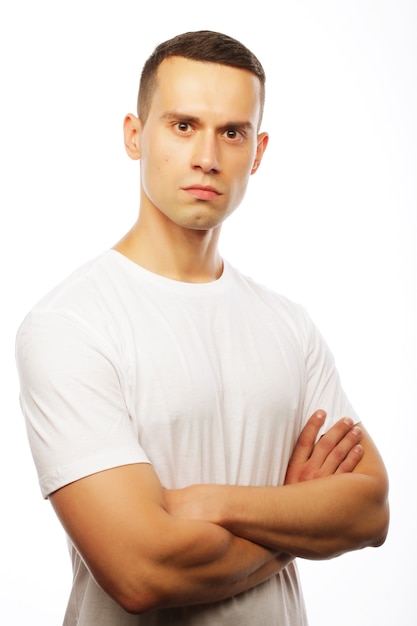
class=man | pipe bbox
[16,30,389,625]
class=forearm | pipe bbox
[207,472,388,559]
[166,427,389,560]
[136,519,292,611]
[51,464,292,615]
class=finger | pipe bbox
[320,424,363,475]
[309,417,357,468]
[288,410,327,464]
[334,444,364,474]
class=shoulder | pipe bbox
[26,250,125,311]
[225,261,312,328]
[15,251,131,371]
[17,250,129,336]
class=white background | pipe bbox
[1,1,416,624]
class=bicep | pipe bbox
[50,463,245,613]
[17,311,148,497]
[50,463,176,608]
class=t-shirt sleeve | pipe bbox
[299,307,359,434]
[16,309,150,498]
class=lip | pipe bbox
[182,185,222,201]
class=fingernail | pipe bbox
[352,426,362,436]
[343,417,354,426]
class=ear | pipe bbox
[250,132,269,175]
[123,113,142,160]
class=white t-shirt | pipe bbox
[16,250,358,626]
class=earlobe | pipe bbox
[123,114,142,160]
[251,132,269,175]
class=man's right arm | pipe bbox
[50,412,362,614]
[17,311,291,613]
[50,462,288,614]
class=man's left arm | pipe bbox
[165,413,389,560]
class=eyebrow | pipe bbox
[160,111,255,132]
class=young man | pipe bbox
[16,31,389,625]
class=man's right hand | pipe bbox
[284,410,364,485]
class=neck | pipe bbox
[113,211,223,284]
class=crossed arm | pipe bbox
[50,411,389,614]
[165,412,389,559]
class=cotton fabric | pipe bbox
[16,250,358,625]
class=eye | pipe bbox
[223,128,244,142]
[175,121,192,133]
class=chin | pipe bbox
[174,210,227,232]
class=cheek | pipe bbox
[229,156,254,188]
[141,129,173,171]
[228,146,256,175]
[140,151,179,207]
[228,160,253,203]
[141,148,170,182]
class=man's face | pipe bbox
[135,56,268,232]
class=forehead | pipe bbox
[150,56,262,123]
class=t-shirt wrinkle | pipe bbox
[16,249,357,626]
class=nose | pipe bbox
[191,131,221,174]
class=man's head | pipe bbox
[137,30,266,128]
[124,32,269,236]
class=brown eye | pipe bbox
[177,122,191,132]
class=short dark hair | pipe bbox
[137,30,266,125]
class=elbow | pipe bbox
[99,522,233,613]
[117,593,159,616]
[316,505,390,561]
[350,469,390,551]
[349,506,389,555]
[350,488,390,553]
[93,562,171,615]
[324,484,390,559]
[365,475,390,549]
[111,581,167,615]
[368,500,390,548]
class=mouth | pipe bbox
[182,185,222,201]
